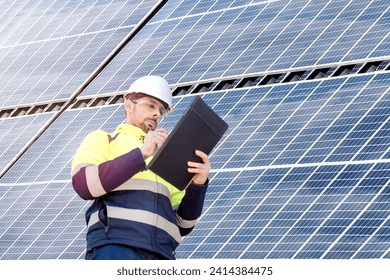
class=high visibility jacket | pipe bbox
[71,124,208,259]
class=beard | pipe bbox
[142,118,157,132]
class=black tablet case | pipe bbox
[147,96,228,190]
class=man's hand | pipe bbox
[140,128,168,159]
[188,150,211,185]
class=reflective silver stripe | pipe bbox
[175,213,198,229]
[114,178,172,204]
[88,211,99,227]
[85,165,107,198]
[88,206,182,244]
[71,163,91,177]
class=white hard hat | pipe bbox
[127,75,173,111]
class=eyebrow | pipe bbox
[144,98,163,106]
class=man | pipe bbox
[71,75,210,260]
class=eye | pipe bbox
[146,102,157,110]
[160,108,168,116]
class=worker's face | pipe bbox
[124,95,166,132]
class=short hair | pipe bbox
[124,92,150,102]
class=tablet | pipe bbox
[147,96,229,190]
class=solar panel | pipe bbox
[1,71,389,259]
[0,113,55,176]
[80,0,389,97]
[189,162,390,259]
[0,0,389,262]
[0,0,158,108]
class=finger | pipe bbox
[187,161,206,168]
[187,166,208,173]
[188,163,210,175]
[155,128,168,136]
[155,130,168,142]
[148,129,167,142]
[188,168,205,174]
[195,150,210,163]
[157,133,168,144]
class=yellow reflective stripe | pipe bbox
[88,207,182,244]
[131,170,186,207]
[85,165,107,198]
[175,213,198,229]
[113,178,172,204]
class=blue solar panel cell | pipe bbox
[79,0,387,95]
[183,9,250,82]
[0,113,55,177]
[0,1,158,108]
[0,182,88,260]
[330,1,388,61]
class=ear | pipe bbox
[124,96,134,116]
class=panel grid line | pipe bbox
[245,0,309,73]
[133,18,192,80]
[46,1,86,41]
[314,0,373,64]
[17,183,73,259]
[0,1,389,260]
[0,0,44,46]
[9,110,84,184]
[237,167,297,258]
[244,84,301,168]
[291,0,353,68]
[378,211,390,259]
[28,106,122,183]
[367,29,390,59]
[199,3,269,81]
[90,21,166,92]
[293,162,377,259]
[267,82,325,166]
[343,92,390,162]
[0,113,56,178]
[289,163,353,259]
[322,164,389,259]
[341,3,390,62]
[0,3,26,37]
[148,18,201,75]
[321,75,384,162]
[223,0,290,77]
[0,183,50,255]
[0,25,136,51]
[220,87,274,169]
[187,170,245,258]
[262,165,332,257]
[13,1,56,46]
[28,1,71,44]
[167,11,228,82]
[266,1,333,71]
[0,43,45,106]
[63,1,101,39]
[210,169,267,258]
[180,6,248,81]
[42,192,86,260]
[1,158,390,188]
[327,176,390,259]
[295,76,372,164]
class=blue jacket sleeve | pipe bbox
[176,180,208,236]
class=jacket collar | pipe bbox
[115,123,146,142]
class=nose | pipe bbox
[153,109,164,119]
